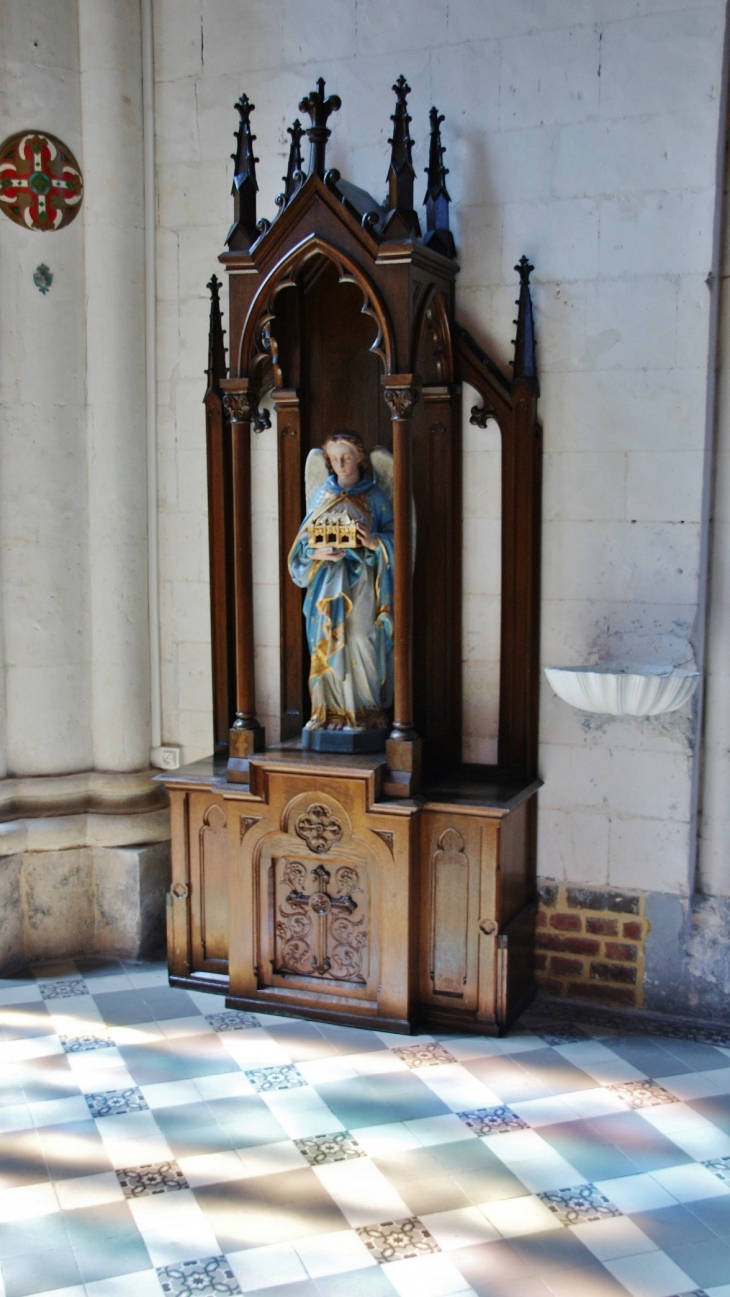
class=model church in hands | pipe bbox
[160,74,542,1037]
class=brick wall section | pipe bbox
[535,884,649,1007]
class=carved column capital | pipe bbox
[382,382,420,421]
[222,390,256,423]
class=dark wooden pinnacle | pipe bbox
[227,94,259,250]
[205,275,227,398]
[512,256,538,390]
[382,74,420,240]
[279,119,305,206]
[298,78,341,179]
[423,106,455,259]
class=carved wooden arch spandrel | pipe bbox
[236,234,395,381]
[412,286,454,385]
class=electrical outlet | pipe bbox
[151,745,181,770]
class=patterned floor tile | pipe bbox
[157,1256,241,1297]
[294,1131,365,1165]
[608,1079,679,1108]
[60,1035,114,1053]
[356,1217,440,1263]
[537,1026,593,1046]
[456,1105,529,1135]
[704,1155,730,1184]
[38,980,89,1001]
[205,1012,259,1032]
[538,1184,622,1225]
[392,1045,458,1069]
[86,1088,150,1118]
[244,1065,307,1093]
[116,1161,189,1197]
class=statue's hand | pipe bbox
[356,524,377,551]
[317,547,345,561]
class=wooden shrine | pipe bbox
[161,77,542,1034]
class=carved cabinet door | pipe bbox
[419,809,500,1024]
[187,791,230,977]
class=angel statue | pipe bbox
[288,430,395,746]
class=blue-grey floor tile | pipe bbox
[536,1118,638,1181]
[313,1073,450,1128]
[74,957,126,979]
[460,1054,554,1104]
[0,1213,68,1259]
[588,1111,693,1173]
[38,1119,113,1179]
[136,987,199,1020]
[315,1269,398,1296]
[92,990,156,1025]
[1,1244,82,1297]
[664,1236,730,1287]
[511,1227,598,1274]
[154,1105,236,1158]
[607,1040,692,1076]
[373,1150,473,1214]
[246,1284,320,1297]
[512,1047,601,1095]
[118,1035,238,1084]
[629,1203,716,1250]
[687,1192,730,1237]
[75,1230,152,1283]
[660,1039,730,1071]
[194,1171,348,1250]
[207,1095,289,1146]
[0,1129,49,1185]
[450,1239,533,1292]
[0,1002,54,1041]
[317,1023,391,1055]
[688,1093,730,1135]
[63,1201,139,1247]
[20,1054,77,1104]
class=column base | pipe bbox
[384,737,422,797]
[227,724,266,783]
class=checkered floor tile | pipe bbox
[2,959,730,1297]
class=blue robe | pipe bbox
[288,472,394,729]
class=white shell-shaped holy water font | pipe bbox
[544,664,700,717]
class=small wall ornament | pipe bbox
[0,130,83,231]
[33,264,53,294]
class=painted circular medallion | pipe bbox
[0,130,83,231]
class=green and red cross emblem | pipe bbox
[0,130,83,231]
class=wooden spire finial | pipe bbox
[205,275,227,397]
[423,106,455,259]
[382,74,420,240]
[227,94,259,250]
[298,78,341,179]
[512,256,538,390]
[276,119,305,209]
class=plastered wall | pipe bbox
[154,0,727,902]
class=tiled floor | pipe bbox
[2,961,730,1297]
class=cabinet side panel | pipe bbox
[189,792,229,974]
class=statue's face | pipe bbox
[326,440,362,488]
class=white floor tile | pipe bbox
[593,1172,679,1214]
[706,1285,730,1297]
[140,1079,208,1109]
[220,1034,291,1068]
[509,1096,582,1127]
[95,1113,175,1169]
[666,1124,730,1160]
[349,1121,421,1156]
[314,1157,411,1226]
[650,1161,730,1202]
[54,1170,125,1209]
[496,1036,546,1055]
[294,1227,376,1276]
[483,1128,553,1163]
[126,970,170,989]
[0,984,41,1005]
[705,1066,730,1094]
[638,1101,715,1135]
[656,1070,728,1100]
[508,1153,587,1193]
[375,1031,434,1047]
[385,1252,475,1296]
[0,1181,59,1221]
[570,1216,659,1262]
[155,1016,215,1039]
[419,1205,501,1250]
[176,1150,247,1188]
[416,1066,503,1112]
[237,1139,307,1177]
[441,1038,503,1062]
[129,1190,221,1266]
[296,1057,358,1085]
[75,974,132,995]
[479,1193,559,1238]
[30,1096,91,1127]
[107,1025,165,1046]
[193,1071,255,1101]
[262,1091,344,1139]
[604,1248,696,1297]
[86,1270,163,1297]
[0,1103,33,1133]
[74,1064,138,1094]
[347,1049,408,1075]
[405,1114,476,1147]
[554,1041,626,1066]
[575,1058,649,1085]
[226,1243,308,1293]
[66,1047,126,1074]
[33,1287,85,1297]
[0,1036,64,1062]
[561,1087,634,1120]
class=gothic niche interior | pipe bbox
[161,75,542,1036]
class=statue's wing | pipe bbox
[305,448,328,511]
[370,445,417,562]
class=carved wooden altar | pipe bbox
[162,77,542,1034]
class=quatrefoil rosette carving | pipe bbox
[295,804,343,854]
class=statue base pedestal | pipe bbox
[301,727,386,754]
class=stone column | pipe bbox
[79,0,150,771]
[0,0,91,776]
